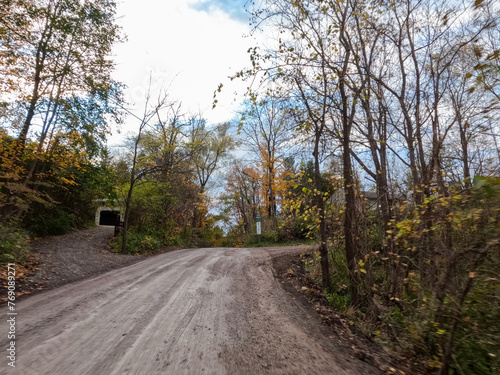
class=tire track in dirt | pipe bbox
[1,247,380,375]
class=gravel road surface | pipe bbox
[1,246,379,375]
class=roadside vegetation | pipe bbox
[1,0,499,373]
[0,0,123,262]
[224,0,500,373]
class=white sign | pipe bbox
[256,221,261,235]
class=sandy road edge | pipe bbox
[270,250,417,375]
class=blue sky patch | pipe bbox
[191,0,251,22]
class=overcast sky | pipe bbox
[109,0,255,144]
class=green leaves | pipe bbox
[473,176,500,199]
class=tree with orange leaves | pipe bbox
[240,95,293,229]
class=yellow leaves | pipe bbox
[60,177,78,186]
[357,260,367,274]
[428,356,443,369]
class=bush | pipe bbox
[28,209,73,237]
[131,234,162,254]
[0,222,30,264]
[262,229,279,242]
[309,178,500,373]
[243,230,279,247]
[112,230,163,255]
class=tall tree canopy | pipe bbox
[0,0,124,220]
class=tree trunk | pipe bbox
[313,127,330,288]
[191,187,205,245]
[343,134,357,290]
[121,185,133,254]
[15,9,56,159]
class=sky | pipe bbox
[109,0,256,145]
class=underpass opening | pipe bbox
[99,210,120,226]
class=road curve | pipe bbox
[1,247,378,375]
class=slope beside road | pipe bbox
[1,245,380,375]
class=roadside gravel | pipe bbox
[1,226,145,301]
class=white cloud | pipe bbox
[109,0,255,144]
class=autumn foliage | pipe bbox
[225,0,500,372]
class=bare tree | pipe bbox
[121,86,175,253]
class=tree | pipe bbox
[189,119,234,242]
[121,88,176,253]
[240,0,366,288]
[1,0,122,154]
[241,96,293,229]
[0,0,123,220]
[223,161,261,236]
[233,0,500,371]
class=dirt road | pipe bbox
[1,247,379,374]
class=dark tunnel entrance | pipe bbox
[99,210,120,226]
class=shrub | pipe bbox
[28,209,73,237]
[111,231,162,254]
[0,222,30,264]
[262,229,278,243]
[243,229,280,247]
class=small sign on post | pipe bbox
[114,220,124,237]
[256,215,261,243]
